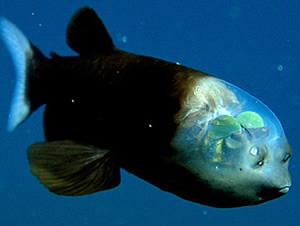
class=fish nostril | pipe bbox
[282,153,291,163]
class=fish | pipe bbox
[0,7,292,208]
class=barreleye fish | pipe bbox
[0,7,292,208]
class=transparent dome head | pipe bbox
[171,76,291,188]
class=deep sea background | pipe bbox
[0,0,299,225]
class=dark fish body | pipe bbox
[0,7,292,208]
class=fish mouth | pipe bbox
[258,185,291,200]
[278,185,290,194]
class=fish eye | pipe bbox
[236,111,264,129]
[283,153,291,163]
[208,115,241,140]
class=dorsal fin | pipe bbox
[66,7,114,55]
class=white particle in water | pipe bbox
[122,36,128,43]
[117,33,128,44]
[277,65,283,71]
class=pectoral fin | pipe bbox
[27,140,120,196]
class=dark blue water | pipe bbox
[0,1,299,225]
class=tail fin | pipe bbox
[0,18,46,132]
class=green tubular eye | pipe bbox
[209,115,241,140]
[236,111,264,129]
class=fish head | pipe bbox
[171,75,292,207]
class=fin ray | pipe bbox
[0,18,32,131]
[0,18,46,131]
[66,7,114,55]
[27,140,120,196]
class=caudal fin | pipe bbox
[0,18,46,131]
